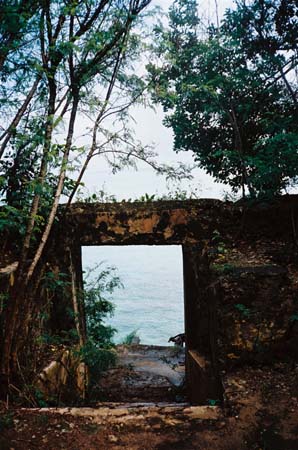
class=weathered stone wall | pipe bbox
[213,239,298,364]
[61,195,298,245]
[53,196,298,403]
[61,199,234,245]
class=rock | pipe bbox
[108,435,119,443]
[35,349,89,401]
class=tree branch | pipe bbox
[0,75,42,159]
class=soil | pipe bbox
[1,359,298,449]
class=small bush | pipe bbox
[122,330,140,345]
[81,263,123,381]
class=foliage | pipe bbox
[212,263,235,275]
[76,186,117,204]
[42,271,70,292]
[235,303,251,319]
[76,183,201,204]
[148,0,298,197]
[122,329,140,345]
[137,193,157,202]
[209,229,227,262]
[290,314,298,322]
[0,412,14,431]
[0,205,28,235]
[78,340,117,378]
[34,388,49,408]
[158,185,200,201]
[79,263,123,378]
[224,0,298,56]
[207,398,220,406]
[0,0,155,210]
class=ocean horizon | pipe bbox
[82,245,184,346]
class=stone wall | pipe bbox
[52,196,298,402]
[61,199,234,245]
[2,196,297,404]
[61,195,298,245]
[213,239,298,365]
[60,196,298,361]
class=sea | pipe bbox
[82,245,184,346]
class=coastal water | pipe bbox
[82,246,184,346]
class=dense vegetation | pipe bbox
[148,0,298,197]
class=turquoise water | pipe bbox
[82,246,184,346]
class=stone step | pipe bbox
[90,401,190,408]
[24,403,222,425]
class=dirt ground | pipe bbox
[1,361,298,450]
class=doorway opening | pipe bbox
[82,245,187,404]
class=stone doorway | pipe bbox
[82,245,186,404]
[57,200,225,404]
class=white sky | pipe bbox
[78,0,236,201]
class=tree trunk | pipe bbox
[26,93,79,283]
[0,281,27,397]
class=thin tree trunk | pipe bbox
[12,264,47,370]
[26,93,80,283]
[0,75,41,159]
[69,249,86,347]
[0,282,26,395]
[229,107,255,197]
[18,80,57,277]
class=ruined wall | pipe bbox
[61,196,298,246]
[59,196,298,369]
[61,199,235,246]
[214,242,298,365]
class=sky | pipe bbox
[78,0,236,201]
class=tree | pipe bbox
[148,0,298,197]
[0,0,157,397]
[224,0,298,105]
